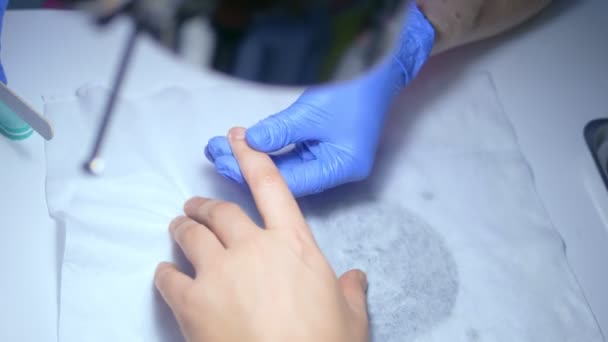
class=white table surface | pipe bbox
[1,1,607,340]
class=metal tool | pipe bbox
[585,119,608,191]
[74,0,414,174]
[83,25,139,175]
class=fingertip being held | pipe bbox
[227,126,246,141]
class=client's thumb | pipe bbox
[339,269,369,319]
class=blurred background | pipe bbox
[9,0,65,9]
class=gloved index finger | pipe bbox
[227,127,312,239]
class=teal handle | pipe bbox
[0,99,33,140]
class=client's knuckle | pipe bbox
[252,169,283,189]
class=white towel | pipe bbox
[44,73,603,342]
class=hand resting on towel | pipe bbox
[155,127,370,342]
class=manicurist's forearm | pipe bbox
[417,0,553,54]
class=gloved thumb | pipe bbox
[246,104,318,153]
[339,269,369,320]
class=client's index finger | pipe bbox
[227,127,307,232]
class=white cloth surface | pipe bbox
[44,73,603,342]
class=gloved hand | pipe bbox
[205,4,435,197]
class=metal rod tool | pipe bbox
[83,26,139,175]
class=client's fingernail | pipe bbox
[228,127,246,141]
[169,216,186,231]
[184,197,206,213]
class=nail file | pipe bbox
[0,82,54,140]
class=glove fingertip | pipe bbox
[204,145,215,163]
[245,125,271,151]
[215,156,245,184]
[206,136,233,161]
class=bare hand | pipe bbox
[154,127,369,342]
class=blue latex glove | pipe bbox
[0,0,7,84]
[205,4,435,197]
